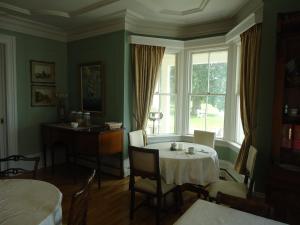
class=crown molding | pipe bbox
[179,19,234,39]
[70,0,121,17]
[0,0,121,18]
[67,17,125,42]
[0,2,30,15]
[0,13,67,42]
[126,14,234,39]
[0,2,261,43]
[159,0,209,16]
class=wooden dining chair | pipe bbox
[129,130,146,147]
[0,155,40,179]
[205,145,258,200]
[216,192,272,218]
[129,146,180,225]
[194,130,215,148]
[67,169,96,225]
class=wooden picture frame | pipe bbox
[30,60,55,83]
[31,85,56,106]
[80,62,104,114]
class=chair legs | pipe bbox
[130,189,135,220]
[156,195,161,225]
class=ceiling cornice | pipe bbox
[0,0,263,42]
[67,17,125,42]
[0,13,67,42]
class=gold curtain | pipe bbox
[234,24,262,174]
[131,44,165,140]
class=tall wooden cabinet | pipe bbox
[269,11,300,224]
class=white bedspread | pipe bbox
[146,142,219,186]
[0,179,62,225]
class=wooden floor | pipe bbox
[37,164,199,225]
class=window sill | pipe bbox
[147,134,241,152]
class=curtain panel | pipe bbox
[131,44,165,139]
[234,24,262,174]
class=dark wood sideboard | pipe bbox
[41,123,124,188]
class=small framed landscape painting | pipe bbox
[80,62,104,114]
[31,60,55,83]
[31,85,56,106]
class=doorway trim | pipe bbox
[0,33,18,156]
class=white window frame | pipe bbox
[185,47,229,137]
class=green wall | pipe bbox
[0,29,68,155]
[68,31,132,157]
[255,0,300,192]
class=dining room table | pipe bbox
[174,199,287,225]
[145,142,219,186]
[0,179,62,225]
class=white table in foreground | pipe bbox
[145,142,219,186]
[0,179,62,225]
[174,199,287,225]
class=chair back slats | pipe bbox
[129,130,145,147]
[0,155,40,179]
[194,130,216,148]
[129,146,160,179]
[246,145,257,179]
[216,192,271,218]
[68,169,96,225]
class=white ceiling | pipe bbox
[0,0,250,31]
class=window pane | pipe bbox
[189,95,225,138]
[146,53,177,135]
[207,95,225,137]
[189,96,206,133]
[209,51,228,94]
[158,95,176,134]
[160,54,176,93]
[191,53,208,94]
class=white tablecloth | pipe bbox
[0,179,62,225]
[174,199,287,225]
[145,142,219,186]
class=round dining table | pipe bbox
[145,142,219,186]
[0,179,62,225]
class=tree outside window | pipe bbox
[189,51,228,137]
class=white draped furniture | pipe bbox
[0,179,62,225]
[145,142,219,186]
[174,199,287,225]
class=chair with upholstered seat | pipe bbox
[129,130,146,147]
[216,192,272,218]
[67,169,95,225]
[129,146,179,225]
[194,130,216,148]
[205,145,257,200]
[0,155,40,179]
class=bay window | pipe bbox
[143,37,244,145]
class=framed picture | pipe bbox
[80,62,104,114]
[31,85,56,106]
[31,60,55,83]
